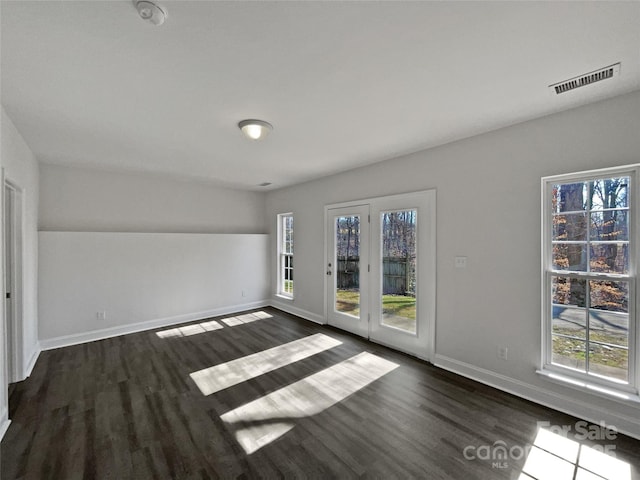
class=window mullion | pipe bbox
[585,182,591,375]
[585,278,590,374]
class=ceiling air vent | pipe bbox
[549,63,620,95]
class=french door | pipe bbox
[325,191,435,360]
[326,205,370,337]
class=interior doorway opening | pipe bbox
[4,178,24,384]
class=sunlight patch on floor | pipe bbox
[156,320,223,338]
[519,427,631,480]
[220,352,399,454]
[155,311,273,338]
[221,312,272,327]
[577,443,631,479]
[190,333,342,395]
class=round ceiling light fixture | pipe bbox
[238,119,273,141]
[134,0,167,26]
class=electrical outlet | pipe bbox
[242,290,246,297]
[454,256,467,268]
[498,346,508,361]
[97,311,106,321]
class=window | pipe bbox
[278,213,294,297]
[542,165,638,396]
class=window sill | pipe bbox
[275,294,294,302]
[536,369,640,406]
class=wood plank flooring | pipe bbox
[2,307,640,479]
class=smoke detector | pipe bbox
[134,1,167,26]
[549,63,620,95]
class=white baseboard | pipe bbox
[269,299,326,324]
[22,343,41,379]
[433,353,640,440]
[0,408,10,441]
[40,300,269,350]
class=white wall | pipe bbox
[37,164,271,353]
[265,90,640,438]
[39,232,269,346]
[0,107,40,438]
[39,163,267,234]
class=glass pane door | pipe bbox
[325,191,435,360]
[369,191,435,360]
[326,205,369,338]
[381,210,417,333]
[335,215,363,317]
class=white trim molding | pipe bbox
[433,353,640,441]
[0,408,10,441]
[270,299,325,325]
[536,369,640,405]
[23,343,40,379]
[40,301,269,350]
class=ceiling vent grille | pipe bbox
[550,63,620,95]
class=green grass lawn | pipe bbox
[335,290,361,316]
[552,327,628,379]
[335,289,416,320]
[382,294,416,320]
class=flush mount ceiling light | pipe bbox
[238,119,273,141]
[134,0,167,26]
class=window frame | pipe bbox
[277,213,294,299]
[541,165,639,397]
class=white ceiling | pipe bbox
[2,1,639,191]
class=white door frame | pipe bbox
[3,174,24,383]
[324,190,436,361]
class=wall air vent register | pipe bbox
[550,63,620,95]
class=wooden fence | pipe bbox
[336,256,415,295]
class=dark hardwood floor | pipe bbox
[2,307,640,479]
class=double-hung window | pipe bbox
[542,165,638,396]
[278,213,294,298]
